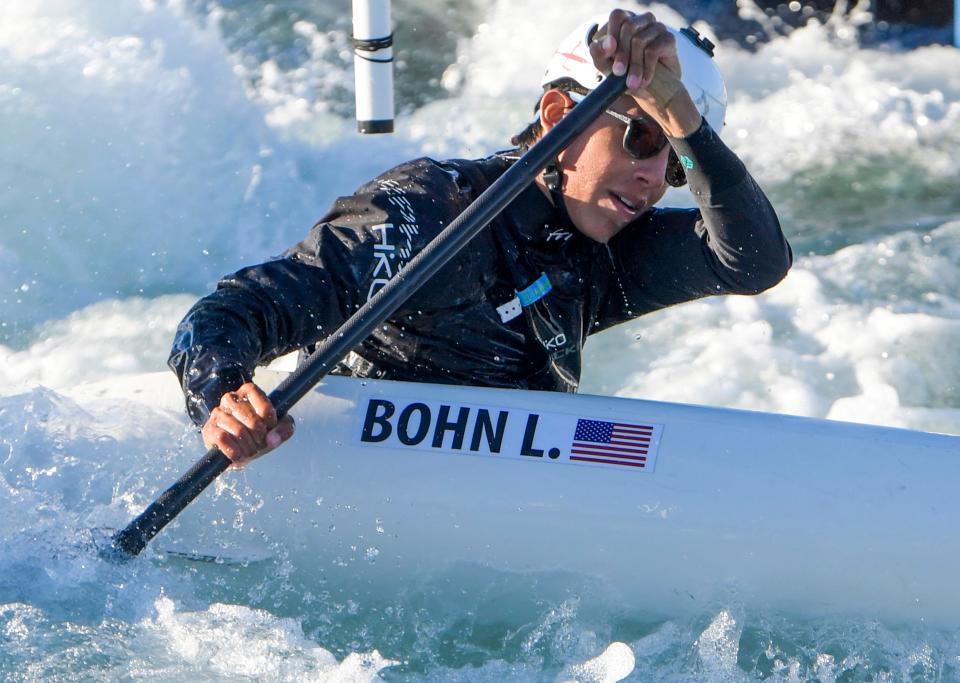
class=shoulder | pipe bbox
[355,157,470,202]
[358,153,513,196]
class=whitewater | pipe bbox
[1,0,959,680]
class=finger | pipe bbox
[264,415,296,452]
[639,30,676,89]
[588,29,616,72]
[627,23,676,90]
[615,12,655,78]
[216,434,245,463]
[203,418,247,462]
[213,412,260,459]
[621,18,660,89]
[222,392,268,446]
[605,9,630,76]
[236,384,278,429]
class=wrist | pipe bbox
[650,90,703,138]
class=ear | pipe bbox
[539,89,573,133]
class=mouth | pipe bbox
[609,191,641,217]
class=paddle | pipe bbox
[104,72,629,561]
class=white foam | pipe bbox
[0,1,343,329]
[563,641,636,683]
[695,610,742,676]
[144,596,395,681]
[0,295,194,396]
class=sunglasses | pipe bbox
[602,108,669,160]
[567,91,668,160]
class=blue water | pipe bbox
[2,0,959,680]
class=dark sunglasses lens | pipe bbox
[623,119,667,159]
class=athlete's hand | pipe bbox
[202,382,295,468]
[589,10,681,95]
[589,9,701,138]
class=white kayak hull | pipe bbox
[98,372,960,624]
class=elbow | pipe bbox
[738,241,793,295]
[719,231,792,295]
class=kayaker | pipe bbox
[168,9,793,467]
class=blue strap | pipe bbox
[517,273,552,307]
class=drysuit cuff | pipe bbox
[184,364,251,426]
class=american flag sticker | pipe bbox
[569,418,661,471]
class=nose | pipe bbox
[630,148,670,187]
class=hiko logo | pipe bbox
[367,180,420,301]
[367,223,396,301]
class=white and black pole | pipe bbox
[352,0,394,133]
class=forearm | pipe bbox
[667,121,792,292]
[168,291,264,425]
[168,259,347,425]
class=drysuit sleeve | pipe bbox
[168,158,473,425]
[595,120,792,330]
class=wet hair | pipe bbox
[510,78,688,187]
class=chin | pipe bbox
[580,222,622,244]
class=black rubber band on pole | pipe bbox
[352,33,393,51]
[352,33,393,63]
[358,120,394,134]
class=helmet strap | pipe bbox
[543,159,576,228]
[543,159,563,193]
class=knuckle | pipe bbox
[215,437,236,458]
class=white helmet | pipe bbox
[540,18,727,133]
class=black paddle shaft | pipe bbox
[109,74,628,559]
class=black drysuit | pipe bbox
[169,122,792,425]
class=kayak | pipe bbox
[86,369,960,625]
